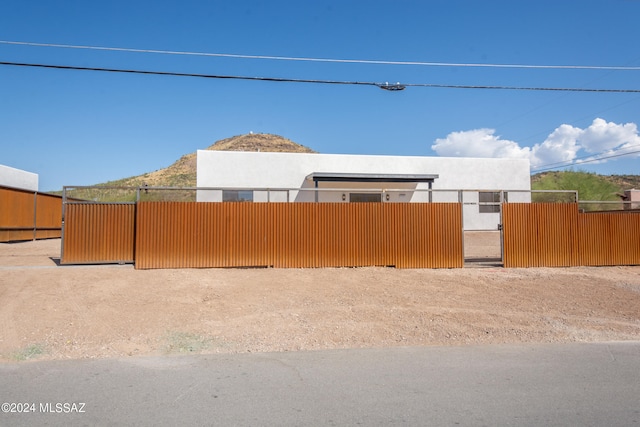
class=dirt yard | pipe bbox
[1,237,639,362]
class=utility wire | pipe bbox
[2,40,640,71]
[532,147,640,172]
[0,61,378,87]
[533,142,640,170]
[403,82,640,93]
[2,61,640,93]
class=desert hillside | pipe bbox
[97,135,638,197]
[103,133,316,188]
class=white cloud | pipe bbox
[432,118,640,169]
[431,128,530,159]
[579,118,640,153]
[529,124,582,167]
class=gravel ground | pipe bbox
[1,238,639,362]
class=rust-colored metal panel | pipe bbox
[35,193,62,228]
[0,187,36,242]
[385,203,463,268]
[271,203,388,268]
[61,203,135,264]
[135,202,463,269]
[0,187,63,242]
[579,212,640,266]
[271,203,309,268]
[135,202,273,269]
[270,203,463,269]
[34,193,63,239]
[503,203,579,268]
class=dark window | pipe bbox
[479,191,501,213]
[223,190,253,202]
[349,193,382,203]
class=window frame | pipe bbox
[349,193,382,203]
[222,190,254,202]
[478,191,501,213]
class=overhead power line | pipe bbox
[402,82,640,93]
[2,61,640,93]
[0,60,379,87]
[2,40,640,71]
[532,146,640,172]
[533,142,640,170]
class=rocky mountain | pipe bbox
[99,136,638,197]
[103,133,316,188]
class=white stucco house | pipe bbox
[0,164,38,191]
[196,151,531,230]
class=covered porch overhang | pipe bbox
[306,172,439,183]
[305,172,439,202]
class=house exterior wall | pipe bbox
[624,189,640,209]
[0,164,38,192]
[196,151,531,230]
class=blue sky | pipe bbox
[1,0,639,191]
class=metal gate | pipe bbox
[134,201,464,269]
[60,186,464,268]
[61,202,136,265]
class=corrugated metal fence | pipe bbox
[135,202,464,269]
[503,203,640,267]
[0,186,62,242]
[61,203,136,264]
[60,201,463,267]
[58,199,639,268]
[579,211,640,266]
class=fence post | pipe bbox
[61,187,66,262]
[32,191,37,240]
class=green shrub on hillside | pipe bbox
[532,170,621,202]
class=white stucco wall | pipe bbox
[0,164,38,192]
[196,151,531,230]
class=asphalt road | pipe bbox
[1,342,639,426]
